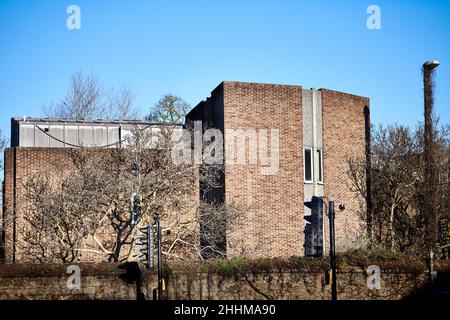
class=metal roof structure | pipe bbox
[10,117,182,148]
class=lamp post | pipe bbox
[422,60,439,282]
[423,60,439,283]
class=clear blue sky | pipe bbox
[0,0,449,143]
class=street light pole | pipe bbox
[423,60,440,283]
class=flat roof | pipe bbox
[11,117,181,126]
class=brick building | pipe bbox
[186,81,370,258]
[1,119,194,263]
[1,81,370,262]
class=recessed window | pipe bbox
[317,149,323,183]
[304,148,313,183]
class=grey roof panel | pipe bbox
[10,117,183,148]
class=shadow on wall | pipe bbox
[403,270,450,300]
[118,262,148,300]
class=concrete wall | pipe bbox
[0,262,432,300]
[302,88,324,205]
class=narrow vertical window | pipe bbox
[304,148,313,183]
[317,149,323,183]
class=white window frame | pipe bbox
[304,147,314,183]
[317,148,324,184]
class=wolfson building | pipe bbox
[1,81,370,263]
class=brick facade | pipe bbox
[187,81,370,258]
[2,148,80,262]
[1,148,199,263]
[223,82,304,258]
[321,89,369,251]
[2,81,370,262]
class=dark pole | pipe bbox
[329,201,337,301]
[155,213,163,299]
[423,60,439,281]
[146,224,152,270]
[364,106,372,248]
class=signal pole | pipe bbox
[155,213,163,299]
[328,201,337,301]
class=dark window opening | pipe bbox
[304,148,313,183]
[317,149,323,183]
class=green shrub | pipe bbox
[338,247,426,272]
[216,257,248,277]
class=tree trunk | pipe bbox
[390,204,396,251]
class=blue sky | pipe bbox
[0,0,449,143]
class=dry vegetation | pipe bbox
[347,123,450,257]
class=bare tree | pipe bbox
[145,94,190,124]
[21,126,241,263]
[43,71,138,120]
[347,123,450,255]
[21,172,95,262]
[43,71,102,119]
[100,86,140,120]
[373,125,420,250]
[421,121,450,258]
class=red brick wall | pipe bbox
[3,148,80,262]
[186,82,369,258]
[321,89,369,251]
[222,82,305,258]
[2,148,15,261]
[2,148,199,263]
